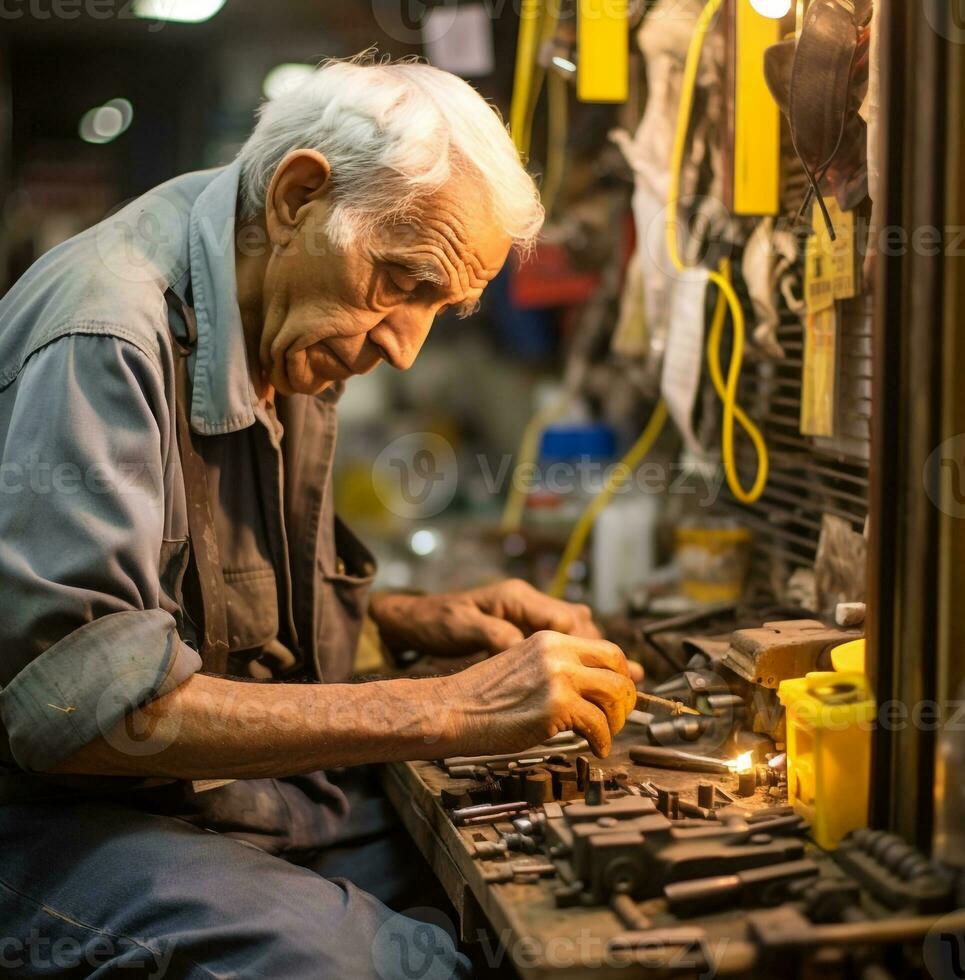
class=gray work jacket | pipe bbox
[0,161,375,791]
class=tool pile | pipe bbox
[435,727,806,908]
[432,720,962,976]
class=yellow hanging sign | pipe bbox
[577,0,628,103]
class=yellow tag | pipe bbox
[805,198,858,313]
[825,197,857,300]
[800,306,837,437]
[804,231,835,314]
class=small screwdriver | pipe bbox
[635,691,701,717]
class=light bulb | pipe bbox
[749,0,792,18]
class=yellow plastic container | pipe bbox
[831,638,866,674]
[777,671,876,850]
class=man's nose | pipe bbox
[370,306,436,371]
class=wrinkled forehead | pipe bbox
[378,181,512,279]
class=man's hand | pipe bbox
[54,630,640,777]
[371,579,641,679]
[437,631,639,758]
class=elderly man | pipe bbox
[0,58,639,977]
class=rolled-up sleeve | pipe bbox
[0,333,202,772]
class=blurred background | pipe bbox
[0,0,870,626]
[0,0,650,603]
[9,0,965,888]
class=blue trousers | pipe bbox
[0,790,471,979]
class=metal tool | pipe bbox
[664,859,819,916]
[481,861,556,884]
[452,801,529,825]
[629,745,735,774]
[636,691,701,717]
[443,736,588,770]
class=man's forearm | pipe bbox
[52,673,462,779]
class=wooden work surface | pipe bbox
[380,733,794,980]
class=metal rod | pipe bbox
[635,692,701,717]
[629,745,735,774]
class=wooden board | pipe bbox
[380,733,792,979]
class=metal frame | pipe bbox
[867,0,949,848]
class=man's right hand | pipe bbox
[437,631,639,759]
[52,632,640,780]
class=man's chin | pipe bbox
[268,360,335,397]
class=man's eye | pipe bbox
[386,267,417,294]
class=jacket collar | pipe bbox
[175,160,258,435]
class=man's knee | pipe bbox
[276,887,470,980]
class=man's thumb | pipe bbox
[472,613,525,654]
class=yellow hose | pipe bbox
[502,13,570,535]
[665,0,769,504]
[510,0,542,156]
[509,0,560,158]
[500,397,569,534]
[705,260,770,502]
[549,402,668,598]
[546,0,768,596]
[539,70,569,218]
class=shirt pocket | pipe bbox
[314,517,376,681]
[223,566,279,652]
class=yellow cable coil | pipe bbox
[666,0,769,504]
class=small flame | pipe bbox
[728,752,754,772]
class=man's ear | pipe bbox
[264,149,332,246]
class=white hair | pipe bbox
[237,53,543,253]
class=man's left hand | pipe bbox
[370,579,644,682]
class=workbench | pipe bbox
[380,733,795,979]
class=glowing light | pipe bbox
[262,63,315,101]
[410,529,439,556]
[79,98,134,144]
[551,56,577,74]
[749,0,792,18]
[728,752,755,772]
[133,0,227,24]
